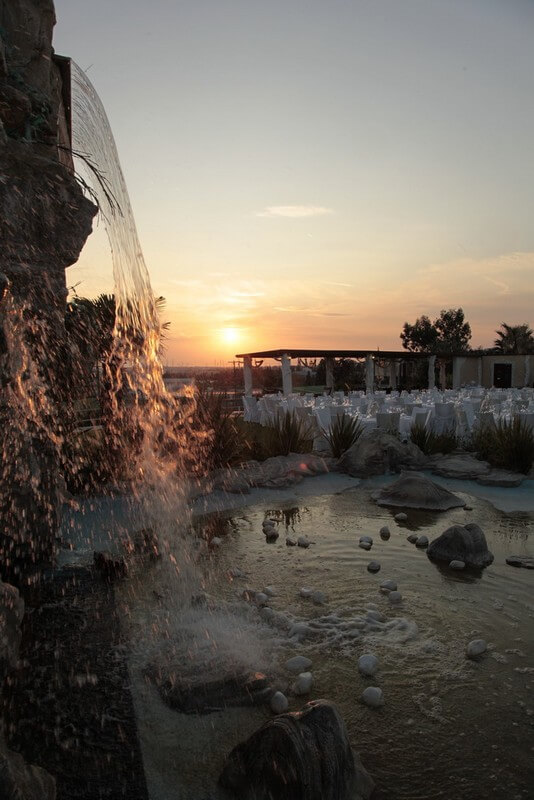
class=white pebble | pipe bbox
[361,686,384,708]
[299,587,314,598]
[367,561,381,573]
[466,639,487,659]
[449,560,465,570]
[395,513,408,521]
[270,691,289,714]
[285,655,312,673]
[297,536,310,548]
[292,671,314,696]
[263,586,276,597]
[388,591,402,603]
[358,654,379,677]
[416,535,429,548]
[212,537,222,546]
[380,579,397,593]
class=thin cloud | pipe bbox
[257,205,334,219]
[483,276,510,295]
[322,281,353,288]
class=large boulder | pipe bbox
[373,472,464,511]
[0,579,24,673]
[427,523,494,568]
[0,734,56,800]
[219,699,374,800]
[339,431,427,478]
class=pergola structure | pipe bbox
[235,348,435,396]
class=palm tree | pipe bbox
[493,323,534,354]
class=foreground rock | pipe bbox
[372,472,464,511]
[219,699,374,800]
[339,431,427,477]
[430,453,490,480]
[427,523,494,569]
[477,470,524,488]
[208,454,331,493]
[0,735,56,800]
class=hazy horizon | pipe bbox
[55,0,534,365]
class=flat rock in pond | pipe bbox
[338,430,427,478]
[431,453,490,480]
[374,472,464,511]
[427,523,494,569]
[477,470,524,488]
[506,555,534,569]
[219,699,375,800]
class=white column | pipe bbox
[365,354,374,394]
[452,357,464,390]
[325,357,335,391]
[439,361,447,390]
[243,356,253,396]
[427,355,436,390]
[477,357,483,387]
[281,353,292,396]
[389,360,397,390]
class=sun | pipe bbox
[220,327,240,345]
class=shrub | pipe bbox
[263,410,314,458]
[471,418,534,474]
[410,422,458,455]
[192,387,244,471]
[324,413,363,458]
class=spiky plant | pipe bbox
[324,413,364,458]
[263,410,314,458]
[410,422,457,455]
[473,418,534,474]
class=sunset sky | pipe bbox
[55,0,534,365]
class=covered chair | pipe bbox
[242,396,260,423]
[432,403,456,435]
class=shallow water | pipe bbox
[197,478,534,800]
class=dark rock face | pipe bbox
[93,550,128,582]
[339,431,427,477]
[0,1,97,581]
[0,579,24,672]
[373,472,464,511]
[219,699,375,800]
[427,523,494,568]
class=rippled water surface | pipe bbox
[199,478,534,800]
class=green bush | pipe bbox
[324,413,363,458]
[410,422,458,455]
[471,418,534,474]
[192,387,244,470]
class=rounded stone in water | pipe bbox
[358,654,378,677]
[374,472,464,511]
[286,655,313,673]
[270,691,289,714]
[367,561,381,573]
[380,579,397,592]
[415,535,429,548]
[361,686,384,708]
[379,526,391,540]
[427,523,494,569]
[388,591,402,603]
[466,639,487,659]
[292,671,314,696]
[298,536,310,548]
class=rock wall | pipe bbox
[0,0,97,582]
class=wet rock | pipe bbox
[431,453,490,480]
[367,561,381,573]
[449,560,466,570]
[505,555,534,569]
[374,472,464,511]
[0,580,24,672]
[477,470,523,488]
[298,536,310,548]
[130,527,160,560]
[388,591,402,603]
[466,639,487,659]
[358,654,378,677]
[379,526,391,540]
[311,590,327,605]
[0,734,56,800]
[407,534,418,543]
[366,609,385,622]
[427,523,494,569]
[263,586,276,596]
[395,512,408,521]
[285,655,312,673]
[379,579,397,593]
[270,691,289,714]
[286,536,297,546]
[292,671,314,696]
[147,660,271,714]
[415,535,429,548]
[219,699,374,800]
[339,430,427,477]
[359,536,373,551]
[299,587,314,598]
[264,528,279,541]
[93,551,128,581]
[361,686,384,708]
[255,592,269,606]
